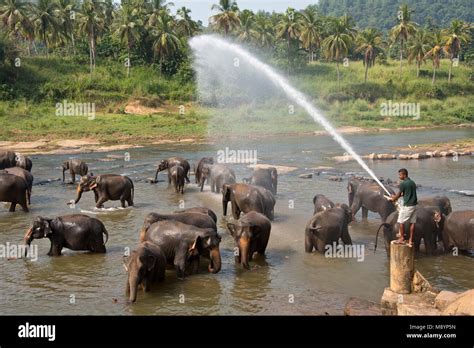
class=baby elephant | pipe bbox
[227,211,271,270]
[124,241,167,303]
[24,214,109,256]
[170,165,185,194]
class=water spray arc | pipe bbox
[190,35,392,196]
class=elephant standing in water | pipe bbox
[194,157,214,184]
[441,210,474,254]
[62,159,88,183]
[222,183,275,221]
[0,151,32,171]
[0,167,33,204]
[0,172,29,212]
[313,194,335,214]
[418,196,452,216]
[173,207,218,224]
[154,157,191,184]
[124,241,167,303]
[170,165,185,194]
[71,174,134,208]
[248,167,278,195]
[305,204,352,253]
[200,164,236,193]
[24,214,108,256]
[144,220,222,279]
[347,177,396,221]
[227,211,271,270]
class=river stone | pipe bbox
[398,154,411,160]
[435,291,461,311]
[298,173,313,179]
[442,290,474,315]
[397,303,440,316]
[344,297,382,316]
[328,176,343,182]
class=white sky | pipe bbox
[170,0,317,24]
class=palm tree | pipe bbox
[147,0,174,27]
[77,0,104,76]
[299,7,322,63]
[390,4,417,74]
[443,20,471,82]
[407,29,430,78]
[0,0,35,53]
[149,11,180,73]
[424,30,443,85]
[30,0,60,57]
[176,6,197,37]
[277,7,301,74]
[321,16,354,85]
[236,9,254,43]
[356,28,383,82]
[114,7,142,77]
[209,0,240,37]
[252,13,273,49]
[56,0,78,55]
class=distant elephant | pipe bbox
[154,157,191,184]
[305,204,352,253]
[418,196,452,216]
[313,194,335,214]
[71,174,134,208]
[222,183,275,221]
[0,151,32,171]
[227,211,271,270]
[144,220,222,279]
[200,164,236,193]
[440,210,474,254]
[249,167,278,195]
[348,177,396,221]
[170,165,185,194]
[195,157,214,184]
[173,207,218,224]
[375,206,442,256]
[62,159,88,183]
[0,167,33,205]
[24,214,108,256]
[139,211,217,242]
[0,172,29,212]
[16,154,32,172]
[124,241,166,303]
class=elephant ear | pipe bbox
[43,220,52,237]
[122,256,129,272]
[90,176,100,189]
[146,255,156,272]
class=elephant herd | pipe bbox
[1,149,473,304]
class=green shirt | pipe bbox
[400,177,418,206]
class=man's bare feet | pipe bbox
[393,238,406,244]
[407,240,413,247]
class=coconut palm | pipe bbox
[149,11,180,72]
[390,4,417,74]
[209,0,240,37]
[356,28,384,82]
[299,7,322,63]
[252,13,273,49]
[0,0,30,37]
[176,6,197,37]
[277,7,301,74]
[443,20,471,82]
[56,0,78,55]
[424,30,444,85]
[30,0,60,57]
[147,0,174,27]
[407,29,430,78]
[114,6,142,77]
[236,9,253,43]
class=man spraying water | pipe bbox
[389,168,418,247]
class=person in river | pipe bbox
[389,168,418,247]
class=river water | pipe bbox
[0,128,473,315]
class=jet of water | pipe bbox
[190,35,392,196]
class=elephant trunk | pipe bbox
[239,237,250,270]
[208,247,221,274]
[154,168,160,183]
[200,176,206,192]
[74,185,83,204]
[23,228,33,257]
[222,198,228,216]
[375,223,391,252]
[62,168,66,182]
[128,272,139,303]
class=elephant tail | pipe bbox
[375,223,390,252]
[102,226,109,245]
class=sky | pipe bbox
[170,0,317,24]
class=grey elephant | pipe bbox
[170,165,185,194]
[194,157,214,184]
[222,183,275,221]
[418,196,452,216]
[227,211,271,270]
[440,210,474,254]
[249,167,278,195]
[155,157,191,184]
[71,174,134,208]
[200,164,236,193]
[0,151,32,172]
[173,207,218,224]
[62,159,88,183]
[0,167,33,205]
[0,172,29,212]
[305,204,352,253]
[124,241,167,303]
[313,194,335,214]
[24,214,108,256]
[375,206,442,256]
[144,220,222,279]
[347,177,396,221]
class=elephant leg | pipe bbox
[120,199,126,208]
[231,202,240,220]
[70,170,75,184]
[20,201,29,213]
[9,202,16,212]
[215,178,222,194]
[362,207,368,220]
[94,190,99,203]
[316,239,326,253]
[305,232,314,253]
[96,196,107,209]
[350,197,362,221]
[341,226,352,245]
[94,238,106,253]
[51,244,62,256]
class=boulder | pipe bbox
[435,291,461,311]
[442,290,474,315]
[298,173,313,179]
[344,297,382,316]
[398,154,411,160]
[410,153,429,159]
[328,176,343,182]
[397,303,440,316]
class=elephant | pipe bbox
[173,207,218,224]
[195,157,214,184]
[0,151,32,171]
[226,211,271,270]
[62,159,88,183]
[71,174,134,208]
[24,214,108,256]
[418,196,452,216]
[375,206,442,256]
[170,165,185,194]
[124,241,166,303]
[222,183,275,221]
[139,211,217,242]
[313,194,335,214]
[0,167,33,205]
[154,157,191,184]
[144,220,222,279]
[347,177,396,221]
[249,167,278,195]
[0,172,29,212]
[440,210,474,254]
[305,204,352,253]
[200,164,236,193]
